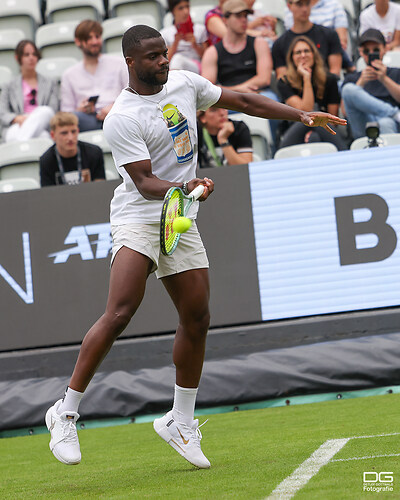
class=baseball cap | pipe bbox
[223,0,253,16]
[358,28,386,46]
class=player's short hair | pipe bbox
[50,112,79,131]
[75,20,102,42]
[122,25,162,57]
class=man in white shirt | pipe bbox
[45,24,346,471]
[61,20,127,131]
[359,0,400,50]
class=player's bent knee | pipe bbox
[103,307,135,336]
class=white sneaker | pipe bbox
[153,410,210,469]
[45,399,81,465]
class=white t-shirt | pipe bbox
[359,2,400,44]
[160,24,207,61]
[103,70,221,224]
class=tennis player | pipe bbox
[45,25,346,469]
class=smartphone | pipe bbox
[368,53,380,66]
[176,16,194,35]
[88,95,99,104]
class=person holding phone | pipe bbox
[341,28,400,139]
[61,20,127,132]
[160,0,208,73]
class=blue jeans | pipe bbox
[74,112,103,132]
[341,83,399,139]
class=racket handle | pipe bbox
[188,184,205,200]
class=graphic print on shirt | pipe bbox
[162,104,193,163]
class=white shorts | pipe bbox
[111,221,209,279]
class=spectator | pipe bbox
[205,0,227,45]
[283,0,354,72]
[61,20,127,132]
[161,0,208,73]
[201,0,277,101]
[245,0,278,46]
[205,0,278,46]
[197,106,253,167]
[284,0,348,50]
[341,28,400,139]
[359,0,400,51]
[40,112,105,186]
[0,40,58,143]
[272,0,342,79]
[277,36,346,150]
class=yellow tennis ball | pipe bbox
[162,104,180,125]
[173,216,192,233]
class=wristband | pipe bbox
[219,141,230,148]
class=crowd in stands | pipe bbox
[1,0,400,188]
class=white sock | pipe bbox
[172,384,198,426]
[57,387,84,415]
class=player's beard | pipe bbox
[137,66,169,87]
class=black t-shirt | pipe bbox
[197,119,253,168]
[40,140,105,186]
[277,72,340,112]
[215,36,257,86]
[272,24,342,71]
[343,67,400,107]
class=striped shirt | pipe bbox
[284,0,348,30]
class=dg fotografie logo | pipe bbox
[363,472,394,493]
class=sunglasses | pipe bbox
[29,88,37,105]
[362,48,380,55]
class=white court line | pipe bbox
[266,438,349,500]
[266,432,400,499]
[349,432,400,440]
[332,453,400,462]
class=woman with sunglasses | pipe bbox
[276,35,347,150]
[0,40,58,142]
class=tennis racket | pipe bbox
[160,184,205,256]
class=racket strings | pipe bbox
[164,191,183,253]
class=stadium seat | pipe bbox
[162,5,213,27]
[108,0,165,30]
[382,51,400,68]
[0,29,26,75]
[36,57,78,83]
[255,0,286,21]
[102,16,158,53]
[355,56,366,71]
[0,137,53,183]
[350,133,400,150]
[78,129,120,180]
[0,0,42,40]
[45,0,105,23]
[0,65,13,91]
[338,0,357,20]
[230,112,274,159]
[35,21,82,60]
[274,142,338,159]
[0,177,40,193]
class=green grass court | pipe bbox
[1,394,399,499]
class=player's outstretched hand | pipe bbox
[301,111,347,135]
[187,177,214,200]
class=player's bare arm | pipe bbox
[123,159,214,200]
[215,88,347,135]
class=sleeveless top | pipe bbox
[215,36,257,87]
